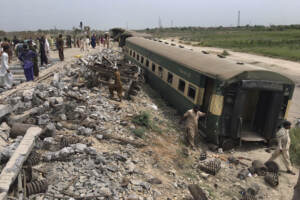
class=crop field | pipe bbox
[144,25,300,61]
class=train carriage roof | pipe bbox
[126,37,294,85]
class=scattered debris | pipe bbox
[188,184,208,200]
[26,179,48,196]
[252,160,267,176]
[198,159,221,175]
[264,172,279,187]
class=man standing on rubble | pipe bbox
[91,34,96,48]
[180,105,206,149]
[18,44,37,81]
[109,65,123,102]
[104,32,110,48]
[0,45,13,88]
[57,34,64,61]
[267,120,295,175]
[39,36,48,66]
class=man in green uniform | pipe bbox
[57,34,64,61]
[109,66,123,102]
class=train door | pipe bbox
[231,89,284,142]
[200,78,215,127]
[254,91,283,139]
[202,78,215,113]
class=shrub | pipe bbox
[132,112,151,128]
[289,127,300,165]
[132,111,163,135]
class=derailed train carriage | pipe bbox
[110,28,152,47]
[123,37,295,148]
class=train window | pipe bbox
[178,79,186,92]
[152,63,156,72]
[167,72,173,84]
[188,85,196,100]
[137,54,140,61]
[158,66,163,78]
[146,60,149,67]
[141,56,144,64]
[133,52,135,58]
[130,50,132,56]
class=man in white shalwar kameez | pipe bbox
[45,36,50,62]
[0,45,13,88]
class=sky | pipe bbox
[1,0,300,31]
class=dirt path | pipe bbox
[163,38,300,123]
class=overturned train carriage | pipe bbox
[124,37,294,148]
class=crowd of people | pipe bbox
[0,33,111,89]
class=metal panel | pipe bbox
[284,100,292,119]
[209,95,224,116]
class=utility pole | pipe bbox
[237,10,240,27]
[158,16,162,29]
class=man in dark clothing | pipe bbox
[13,36,19,47]
[67,35,72,48]
[18,44,37,81]
[39,36,48,66]
[91,34,96,48]
[28,40,39,78]
[57,34,64,61]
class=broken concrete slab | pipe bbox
[0,104,12,120]
[10,123,34,138]
[8,107,39,124]
[0,127,42,198]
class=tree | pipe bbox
[0,30,6,37]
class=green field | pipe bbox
[143,25,300,61]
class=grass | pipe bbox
[289,127,300,165]
[132,111,151,128]
[131,127,146,138]
[143,25,300,61]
